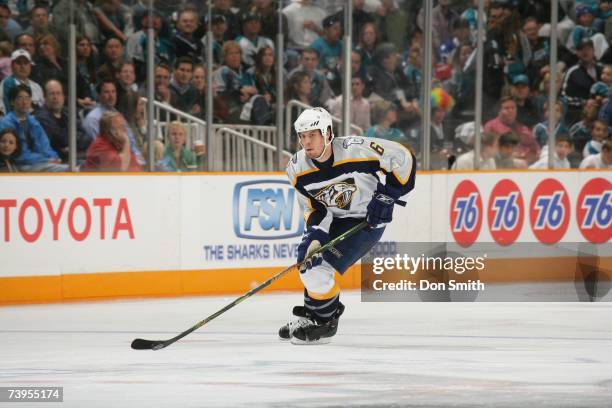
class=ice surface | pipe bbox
[1,291,611,407]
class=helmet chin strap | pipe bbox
[314,130,333,161]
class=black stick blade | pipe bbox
[131,338,166,350]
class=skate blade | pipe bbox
[290,336,332,345]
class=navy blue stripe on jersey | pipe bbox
[382,151,417,197]
[295,159,381,187]
[295,183,329,228]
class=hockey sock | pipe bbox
[303,289,340,323]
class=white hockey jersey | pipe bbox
[286,136,416,232]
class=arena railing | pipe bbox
[144,98,291,171]
[214,127,293,172]
[142,97,207,150]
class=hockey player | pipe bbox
[280,107,416,344]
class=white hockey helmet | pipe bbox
[294,107,334,142]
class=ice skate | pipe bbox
[278,306,312,341]
[290,303,344,345]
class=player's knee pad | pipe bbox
[299,259,336,295]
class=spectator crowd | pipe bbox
[0,0,611,173]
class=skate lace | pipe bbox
[287,317,312,334]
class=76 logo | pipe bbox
[533,191,565,230]
[491,192,520,231]
[450,180,482,246]
[453,193,479,232]
[580,192,611,229]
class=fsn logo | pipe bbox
[487,179,524,245]
[576,178,611,243]
[233,180,304,239]
[529,179,570,244]
[450,180,483,247]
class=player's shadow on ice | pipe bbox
[574,243,611,302]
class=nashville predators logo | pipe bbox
[311,179,358,209]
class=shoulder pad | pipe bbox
[333,136,381,160]
[286,149,308,185]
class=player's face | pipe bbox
[299,129,325,158]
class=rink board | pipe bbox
[0,170,609,304]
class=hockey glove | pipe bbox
[366,184,403,228]
[297,227,329,273]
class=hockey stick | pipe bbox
[131,221,368,350]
